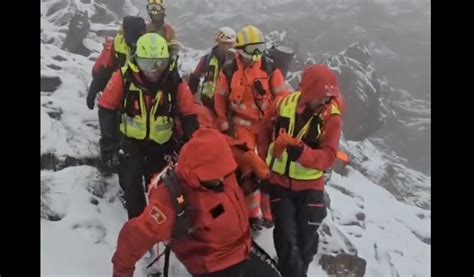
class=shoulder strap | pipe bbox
[164,24,171,41]
[121,67,132,86]
[119,67,132,113]
[304,103,335,148]
[162,169,192,239]
[222,58,238,93]
[198,52,213,77]
[163,245,171,277]
[251,239,281,276]
[164,67,182,117]
[260,55,276,92]
[261,55,276,77]
[204,52,213,67]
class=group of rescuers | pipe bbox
[85,1,349,276]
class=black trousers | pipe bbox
[192,252,280,277]
[118,138,177,219]
[269,185,327,277]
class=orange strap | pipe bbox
[336,151,350,165]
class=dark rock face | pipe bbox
[324,43,389,141]
[319,253,367,277]
[41,76,62,93]
[94,0,125,21]
[266,32,390,141]
[62,11,91,56]
[41,153,100,171]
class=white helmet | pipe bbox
[215,27,236,43]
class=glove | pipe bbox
[99,138,120,173]
[180,114,199,142]
[87,67,114,110]
[272,129,294,159]
[102,151,120,173]
[287,144,304,161]
[250,217,264,232]
[86,82,100,110]
[262,218,274,229]
[240,176,257,195]
[188,73,200,95]
[241,151,270,180]
[169,54,178,71]
[250,217,273,230]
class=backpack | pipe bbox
[161,168,193,239]
[221,55,277,119]
[266,45,294,78]
[201,49,235,83]
[221,44,295,91]
[221,54,276,94]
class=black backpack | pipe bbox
[266,45,294,78]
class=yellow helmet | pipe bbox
[235,25,264,48]
[135,33,169,59]
[129,33,170,73]
[147,0,165,6]
[235,25,266,61]
[147,0,166,12]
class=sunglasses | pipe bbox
[239,49,263,62]
[242,43,266,55]
[147,3,165,14]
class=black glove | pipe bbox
[86,86,99,110]
[180,114,199,142]
[287,144,304,161]
[259,179,270,194]
[99,137,120,173]
[99,107,119,139]
[200,94,214,111]
[262,218,274,229]
[188,73,200,95]
[98,107,120,173]
[250,218,264,232]
[87,68,114,110]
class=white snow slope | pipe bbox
[41,1,430,276]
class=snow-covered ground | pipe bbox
[40,164,430,276]
[41,0,430,276]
